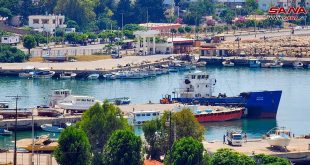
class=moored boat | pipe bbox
[249,59,261,68]
[293,61,303,69]
[87,73,100,80]
[194,107,244,122]
[32,68,55,78]
[59,72,77,79]
[109,97,131,105]
[262,60,283,68]
[222,59,234,67]
[266,127,292,147]
[19,66,35,78]
[40,124,64,133]
[0,128,12,136]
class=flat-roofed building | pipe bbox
[28,14,67,33]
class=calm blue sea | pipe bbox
[0,66,309,148]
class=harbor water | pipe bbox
[0,66,310,148]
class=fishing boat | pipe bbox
[261,60,283,68]
[87,73,100,80]
[194,107,244,122]
[161,71,282,119]
[266,127,292,147]
[32,68,55,78]
[103,73,117,80]
[17,135,58,152]
[128,71,144,79]
[0,128,12,136]
[249,59,261,68]
[222,59,234,67]
[293,61,303,69]
[59,72,77,79]
[128,110,161,125]
[40,124,64,133]
[108,97,131,105]
[195,61,207,67]
[19,66,35,78]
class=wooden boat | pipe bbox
[222,59,235,67]
[17,135,58,152]
[37,106,62,117]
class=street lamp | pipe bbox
[165,111,172,165]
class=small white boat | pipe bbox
[40,124,64,133]
[0,128,12,136]
[262,60,283,68]
[87,73,99,80]
[249,59,261,68]
[60,72,77,79]
[222,59,234,67]
[266,127,292,147]
[293,61,303,69]
[128,110,161,125]
[195,61,207,67]
[19,72,34,78]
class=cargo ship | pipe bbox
[160,71,282,119]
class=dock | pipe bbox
[204,138,310,163]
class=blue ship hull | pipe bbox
[171,90,282,119]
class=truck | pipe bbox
[226,130,243,146]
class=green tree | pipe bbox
[79,101,130,153]
[211,148,255,165]
[0,7,12,18]
[54,0,97,29]
[54,127,92,165]
[245,0,259,13]
[114,0,134,26]
[178,27,185,33]
[183,0,214,25]
[134,0,165,23]
[0,45,30,62]
[172,109,205,141]
[102,130,142,165]
[219,9,235,24]
[66,20,80,31]
[171,29,177,34]
[142,119,163,160]
[168,137,204,165]
[254,154,290,165]
[185,26,192,33]
[23,35,36,54]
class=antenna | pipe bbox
[6,95,28,165]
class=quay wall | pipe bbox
[0,60,171,78]
[199,56,310,67]
[0,116,81,130]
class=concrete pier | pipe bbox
[204,138,310,163]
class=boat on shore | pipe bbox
[160,71,282,119]
[40,124,64,133]
[293,61,303,69]
[266,127,292,147]
[36,105,63,117]
[0,102,32,119]
[59,72,77,79]
[222,59,234,67]
[0,128,12,136]
[17,135,58,152]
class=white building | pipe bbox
[1,36,20,45]
[28,15,67,33]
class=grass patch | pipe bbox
[73,55,112,61]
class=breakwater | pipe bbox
[199,56,310,67]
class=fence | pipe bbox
[30,48,108,57]
[0,151,57,165]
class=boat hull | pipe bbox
[267,136,291,147]
[195,109,243,122]
[172,90,282,119]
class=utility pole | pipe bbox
[6,95,27,165]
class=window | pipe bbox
[197,75,201,79]
[152,113,157,116]
[42,19,49,24]
[146,113,151,116]
[191,75,196,79]
[82,99,86,101]
[33,19,39,24]
[206,85,208,88]
[202,75,205,79]
[136,114,141,117]
[53,19,56,24]
[59,19,63,24]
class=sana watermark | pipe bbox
[267,6,307,21]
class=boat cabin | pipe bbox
[177,71,216,98]
[49,89,72,107]
[130,111,160,125]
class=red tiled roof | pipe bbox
[144,160,164,165]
